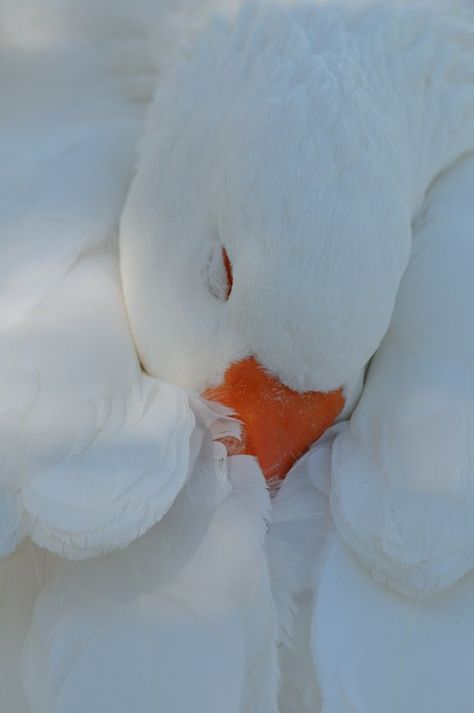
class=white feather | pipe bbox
[315,537,474,713]
[269,428,343,713]
[331,152,474,597]
[22,454,278,713]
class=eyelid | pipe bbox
[207,245,233,302]
[222,248,233,300]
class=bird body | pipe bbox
[1,0,474,711]
[283,151,474,713]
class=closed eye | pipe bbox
[207,246,233,301]
[222,248,233,299]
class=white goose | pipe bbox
[2,1,474,712]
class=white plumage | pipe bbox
[274,100,474,713]
[0,3,278,711]
[2,0,474,711]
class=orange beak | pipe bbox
[204,356,344,481]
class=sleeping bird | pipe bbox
[1,0,474,711]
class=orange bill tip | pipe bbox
[204,356,345,480]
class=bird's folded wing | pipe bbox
[330,153,474,597]
[270,423,474,713]
[0,245,237,559]
[21,454,276,713]
[0,0,154,327]
[0,1,239,560]
[314,537,474,713]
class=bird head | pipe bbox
[120,2,410,479]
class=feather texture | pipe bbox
[331,153,474,597]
